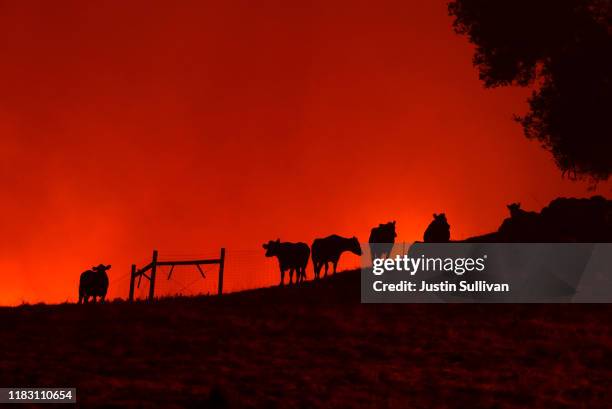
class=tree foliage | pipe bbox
[449,0,611,181]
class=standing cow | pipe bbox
[78,264,111,304]
[311,235,362,279]
[368,221,397,261]
[262,239,310,286]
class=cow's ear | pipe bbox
[433,213,437,218]
[107,265,112,269]
[262,243,268,249]
[276,238,280,243]
[392,220,396,225]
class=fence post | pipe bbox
[148,250,158,302]
[129,264,136,302]
[218,247,225,295]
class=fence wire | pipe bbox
[106,248,363,301]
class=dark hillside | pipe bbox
[1,270,611,408]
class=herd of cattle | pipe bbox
[262,214,452,286]
[77,195,612,302]
[76,214,450,303]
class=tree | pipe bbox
[449,0,611,182]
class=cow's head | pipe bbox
[92,264,111,272]
[350,236,362,256]
[380,220,397,238]
[262,239,281,257]
[433,213,448,226]
[507,203,521,217]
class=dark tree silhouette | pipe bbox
[449,0,611,181]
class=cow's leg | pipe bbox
[280,268,285,286]
[333,260,338,275]
[298,267,304,283]
[289,268,294,285]
[313,262,319,279]
[324,262,329,277]
[92,295,97,304]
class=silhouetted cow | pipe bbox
[368,221,397,261]
[423,213,450,242]
[311,235,362,279]
[498,203,543,241]
[262,239,310,286]
[78,264,110,304]
[507,202,525,219]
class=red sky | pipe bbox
[0,0,609,305]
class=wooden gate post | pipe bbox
[218,247,225,295]
[148,250,158,302]
[128,264,136,302]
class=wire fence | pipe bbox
[105,247,364,301]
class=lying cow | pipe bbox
[423,213,450,243]
[311,235,362,279]
[78,264,111,304]
[262,239,310,286]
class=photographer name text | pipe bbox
[373,280,510,292]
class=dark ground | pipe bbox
[1,270,611,408]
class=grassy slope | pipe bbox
[1,270,611,408]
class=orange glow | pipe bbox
[0,0,608,305]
